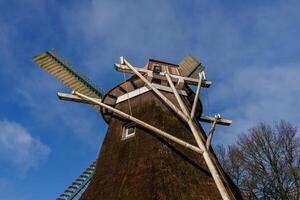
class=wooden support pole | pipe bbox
[206,118,218,150]
[190,73,203,119]
[200,115,232,126]
[115,63,212,88]
[121,57,190,122]
[57,92,101,103]
[72,91,203,154]
[165,73,189,116]
[163,71,231,200]
[187,119,232,200]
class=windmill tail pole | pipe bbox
[123,58,232,200]
[165,73,232,200]
[72,91,203,154]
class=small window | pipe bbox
[122,123,136,140]
[153,65,161,74]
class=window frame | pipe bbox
[122,122,136,140]
[153,65,162,74]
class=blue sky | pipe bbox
[0,0,300,199]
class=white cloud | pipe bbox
[2,0,299,150]
[58,0,300,146]
[210,63,300,144]
[0,120,50,170]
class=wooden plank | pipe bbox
[33,50,103,98]
[57,92,101,104]
[199,116,232,126]
[68,80,84,89]
[42,62,57,71]
[130,80,138,89]
[35,56,52,66]
[191,73,203,119]
[32,53,48,62]
[117,86,127,94]
[51,67,66,77]
[78,87,91,95]
[62,74,79,85]
[122,81,135,92]
[39,58,56,67]
[47,64,61,74]
[115,63,211,87]
[56,71,73,82]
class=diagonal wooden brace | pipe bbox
[114,63,212,88]
[58,91,203,154]
[190,72,205,119]
[200,115,232,126]
[205,114,219,150]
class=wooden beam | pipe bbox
[191,73,203,119]
[72,91,203,154]
[115,63,212,88]
[57,92,102,104]
[121,57,190,123]
[165,73,189,116]
[206,118,218,150]
[120,57,231,200]
[165,75,232,200]
[199,116,232,126]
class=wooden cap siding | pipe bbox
[101,59,202,123]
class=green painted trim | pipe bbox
[47,50,104,97]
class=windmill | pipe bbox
[32,50,245,200]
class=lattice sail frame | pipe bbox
[56,161,96,200]
[32,50,103,99]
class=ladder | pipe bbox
[56,161,96,200]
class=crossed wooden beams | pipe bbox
[57,57,233,200]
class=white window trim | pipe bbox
[116,84,187,104]
[122,123,136,140]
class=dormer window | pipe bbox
[153,65,161,74]
[122,123,136,140]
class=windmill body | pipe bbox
[32,51,245,200]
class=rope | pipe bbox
[123,72,133,116]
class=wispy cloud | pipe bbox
[0,11,104,151]
[210,63,300,144]
[61,0,300,145]
[0,1,300,199]
[1,0,297,147]
[0,120,50,171]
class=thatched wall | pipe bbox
[81,91,244,200]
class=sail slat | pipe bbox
[33,50,103,98]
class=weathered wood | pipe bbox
[121,57,232,200]
[191,72,203,119]
[165,73,189,116]
[206,118,218,150]
[121,57,189,123]
[59,91,204,155]
[57,92,101,104]
[200,116,232,126]
[72,91,204,154]
[165,73,232,200]
[32,50,103,98]
[115,63,212,87]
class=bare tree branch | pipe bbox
[216,120,300,200]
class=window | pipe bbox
[153,65,161,74]
[122,123,136,140]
